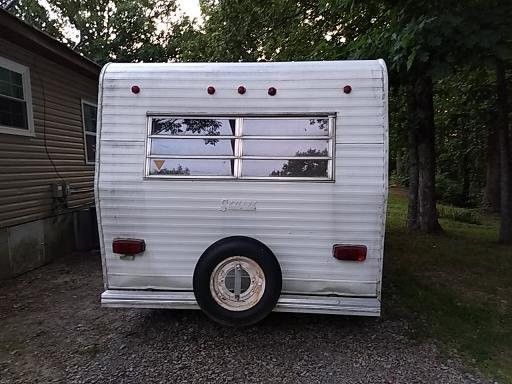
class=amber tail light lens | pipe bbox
[113,238,146,255]
[333,245,367,261]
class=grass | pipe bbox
[384,188,512,383]
[437,204,482,225]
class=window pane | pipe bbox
[85,134,96,163]
[0,67,24,100]
[243,139,329,157]
[83,103,97,132]
[0,81,10,96]
[151,118,236,136]
[243,118,329,136]
[149,158,234,176]
[0,67,8,82]
[12,71,23,86]
[151,138,235,156]
[12,85,23,99]
[0,96,27,129]
[242,159,329,178]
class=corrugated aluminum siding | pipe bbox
[0,38,98,228]
[97,61,388,297]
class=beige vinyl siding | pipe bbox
[0,38,98,228]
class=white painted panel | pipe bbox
[96,60,388,301]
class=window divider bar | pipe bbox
[147,174,237,179]
[148,136,330,140]
[234,117,243,177]
[148,135,236,139]
[148,155,237,159]
[0,93,25,103]
[242,136,330,140]
[241,156,331,160]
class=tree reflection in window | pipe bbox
[270,149,328,177]
[152,118,232,145]
[309,118,328,133]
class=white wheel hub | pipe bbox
[209,256,266,311]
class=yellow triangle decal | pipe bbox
[153,159,165,171]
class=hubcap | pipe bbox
[209,256,265,311]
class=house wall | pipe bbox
[0,38,99,278]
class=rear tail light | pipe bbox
[113,238,146,255]
[333,244,366,261]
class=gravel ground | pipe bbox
[0,252,489,384]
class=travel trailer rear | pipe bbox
[95,60,388,326]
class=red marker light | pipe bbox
[268,87,277,96]
[238,85,246,94]
[343,85,352,94]
[131,85,140,94]
[207,86,216,95]
[333,244,366,261]
[113,238,146,255]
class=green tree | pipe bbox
[8,0,64,40]
[10,0,185,65]
[180,0,337,62]
[270,149,329,178]
[336,0,511,235]
[49,0,179,64]
[434,67,494,208]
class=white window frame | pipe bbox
[81,99,98,165]
[145,114,335,181]
[0,56,35,136]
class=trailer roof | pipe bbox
[102,60,386,76]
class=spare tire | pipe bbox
[193,236,282,326]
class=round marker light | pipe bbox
[207,86,216,95]
[268,87,277,96]
[131,85,140,94]
[238,85,246,94]
[343,85,352,94]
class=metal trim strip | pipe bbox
[101,290,380,316]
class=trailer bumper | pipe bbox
[101,290,381,317]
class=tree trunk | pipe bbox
[483,123,501,212]
[396,149,407,181]
[496,59,511,244]
[460,126,470,206]
[461,152,470,206]
[406,85,419,230]
[413,75,442,233]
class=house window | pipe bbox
[146,116,334,180]
[82,100,98,164]
[0,57,34,136]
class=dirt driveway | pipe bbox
[0,252,487,384]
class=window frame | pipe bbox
[145,114,336,182]
[81,99,98,165]
[0,56,35,136]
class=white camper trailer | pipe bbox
[96,60,388,326]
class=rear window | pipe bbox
[146,116,335,181]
